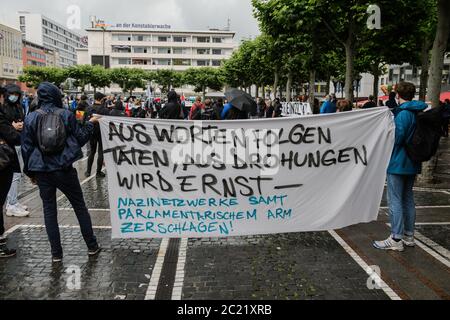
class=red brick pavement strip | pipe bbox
[335,229,410,300]
[338,223,450,300]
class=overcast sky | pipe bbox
[0,0,261,41]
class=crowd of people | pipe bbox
[0,81,450,261]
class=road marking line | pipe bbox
[415,222,450,226]
[380,206,450,209]
[385,223,450,268]
[145,238,169,300]
[171,238,188,300]
[328,230,402,300]
[414,232,450,268]
[59,208,110,212]
[413,187,450,194]
[6,224,112,230]
[3,224,22,236]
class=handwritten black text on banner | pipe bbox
[99,108,395,238]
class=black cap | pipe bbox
[0,86,5,96]
[94,92,106,101]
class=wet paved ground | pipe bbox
[1,140,449,300]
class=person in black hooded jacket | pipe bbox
[21,82,101,263]
[0,86,22,258]
[159,90,183,120]
[110,99,126,117]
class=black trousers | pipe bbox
[0,169,14,236]
[35,167,97,257]
[87,136,104,175]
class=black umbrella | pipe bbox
[225,88,257,115]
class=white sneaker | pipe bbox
[403,235,416,247]
[373,236,404,252]
[17,202,28,211]
[6,204,30,217]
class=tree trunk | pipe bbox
[344,42,354,102]
[262,85,266,100]
[286,71,293,102]
[308,69,316,107]
[344,22,355,102]
[325,74,331,96]
[419,0,450,184]
[427,0,450,108]
[255,85,259,99]
[273,70,279,99]
[372,67,380,105]
[419,39,431,101]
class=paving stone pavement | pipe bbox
[416,225,450,251]
[1,142,449,300]
[0,227,161,300]
[182,233,389,300]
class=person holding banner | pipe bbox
[373,82,428,252]
[21,82,102,263]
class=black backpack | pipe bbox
[36,109,67,156]
[405,106,443,163]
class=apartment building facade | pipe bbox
[18,12,86,67]
[77,27,236,71]
[0,24,23,85]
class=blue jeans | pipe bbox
[35,167,98,257]
[387,174,416,239]
[7,147,23,206]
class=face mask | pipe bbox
[8,95,19,103]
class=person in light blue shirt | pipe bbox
[320,94,337,114]
[221,103,233,120]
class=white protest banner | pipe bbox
[281,102,313,116]
[99,107,394,239]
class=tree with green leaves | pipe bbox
[66,65,112,93]
[19,66,68,89]
[184,67,225,99]
[153,69,184,94]
[110,68,147,95]
[89,66,111,93]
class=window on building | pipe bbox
[197,37,210,43]
[173,36,187,43]
[157,47,171,54]
[112,45,131,53]
[92,55,111,68]
[132,59,149,65]
[154,59,171,66]
[114,34,132,41]
[173,48,188,55]
[173,59,191,66]
[212,49,222,55]
[132,35,144,41]
[118,58,131,65]
[197,60,210,66]
[212,37,223,43]
[158,36,170,42]
[212,60,221,67]
[20,16,25,25]
[133,47,148,53]
[197,48,210,55]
